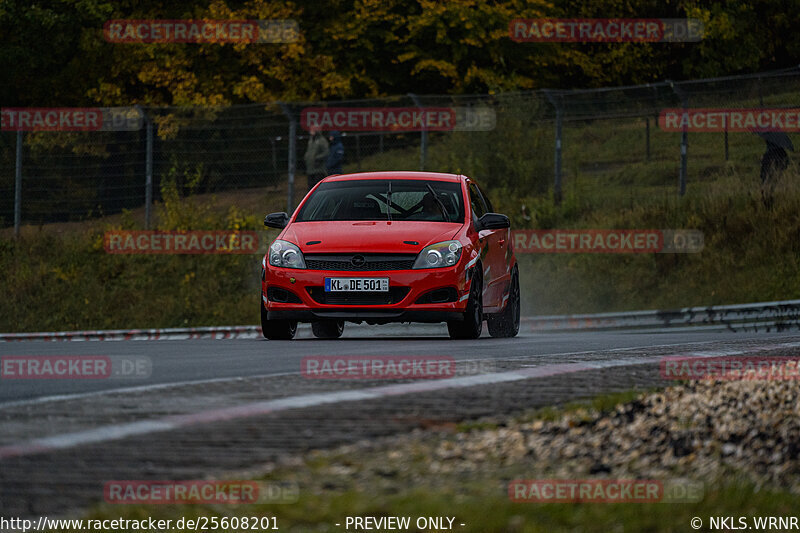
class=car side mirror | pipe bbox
[264,212,289,229]
[478,213,510,230]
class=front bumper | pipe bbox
[266,309,462,323]
[262,266,470,324]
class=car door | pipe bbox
[468,182,507,312]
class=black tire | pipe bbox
[311,320,344,339]
[487,268,520,338]
[447,273,483,339]
[261,299,297,340]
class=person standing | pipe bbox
[758,134,791,208]
[760,144,789,184]
[326,131,345,175]
[304,127,329,192]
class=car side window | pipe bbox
[476,184,494,213]
[468,183,487,222]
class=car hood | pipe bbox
[281,221,463,253]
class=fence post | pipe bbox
[543,90,563,205]
[135,105,154,229]
[667,81,688,196]
[757,76,763,107]
[355,133,361,171]
[279,103,297,214]
[145,119,154,229]
[724,126,729,161]
[408,93,426,171]
[271,138,278,174]
[14,131,22,239]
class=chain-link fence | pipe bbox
[2,66,799,233]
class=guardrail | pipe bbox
[0,326,261,342]
[525,299,800,333]
[2,299,799,341]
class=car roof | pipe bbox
[322,171,465,183]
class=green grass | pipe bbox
[519,389,651,423]
[54,481,800,532]
[455,420,501,432]
[0,181,282,332]
[243,483,799,533]
[0,233,262,331]
[2,106,799,331]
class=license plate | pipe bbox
[324,277,389,292]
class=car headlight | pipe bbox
[269,240,306,269]
[413,240,462,269]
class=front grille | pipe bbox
[305,254,416,271]
[306,286,411,305]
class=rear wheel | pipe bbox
[261,299,297,340]
[487,268,520,338]
[312,320,345,339]
[447,273,483,339]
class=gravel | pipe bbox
[290,375,800,497]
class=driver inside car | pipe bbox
[417,192,444,220]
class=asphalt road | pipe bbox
[2,324,799,405]
[4,324,800,517]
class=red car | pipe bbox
[260,171,520,340]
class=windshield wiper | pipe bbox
[387,181,392,221]
[425,183,450,222]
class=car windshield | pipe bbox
[295,179,464,222]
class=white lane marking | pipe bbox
[32,420,175,449]
[2,340,799,460]
[4,340,799,409]
[688,350,746,357]
[0,327,262,342]
[0,332,262,342]
[0,371,302,409]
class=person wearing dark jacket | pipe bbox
[325,131,344,175]
[760,143,790,208]
[760,145,789,184]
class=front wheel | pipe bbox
[487,268,520,338]
[261,299,297,340]
[447,274,483,339]
[312,320,344,339]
